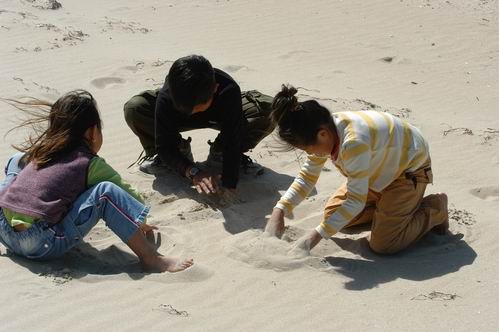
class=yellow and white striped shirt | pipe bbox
[275,111,430,238]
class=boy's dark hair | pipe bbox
[168,55,216,114]
[4,90,102,168]
[271,84,335,149]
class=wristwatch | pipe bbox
[187,166,201,180]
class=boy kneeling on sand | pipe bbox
[124,55,275,195]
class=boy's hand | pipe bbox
[192,172,221,194]
[265,208,285,238]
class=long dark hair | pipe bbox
[3,90,102,168]
[271,84,335,149]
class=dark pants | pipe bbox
[123,89,275,157]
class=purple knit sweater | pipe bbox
[0,146,95,225]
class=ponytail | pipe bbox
[271,84,299,125]
[271,84,334,148]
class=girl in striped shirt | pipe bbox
[265,85,449,254]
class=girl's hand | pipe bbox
[139,223,158,246]
[290,229,322,256]
[265,208,285,238]
[139,223,158,234]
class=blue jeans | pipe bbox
[0,153,149,260]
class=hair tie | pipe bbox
[292,103,303,113]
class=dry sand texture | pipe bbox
[1,0,498,331]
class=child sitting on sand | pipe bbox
[265,85,449,254]
[0,90,193,272]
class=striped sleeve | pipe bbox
[316,141,370,238]
[275,155,328,216]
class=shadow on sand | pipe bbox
[1,241,149,281]
[152,166,307,234]
[323,228,476,291]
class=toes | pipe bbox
[182,259,194,268]
[168,258,194,272]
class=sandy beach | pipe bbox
[1,0,498,330]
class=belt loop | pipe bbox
[405,172,418,189]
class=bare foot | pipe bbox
[142,256,194,273]
[431,193,449,235]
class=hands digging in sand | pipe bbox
[0,55,451,274]
[264,84,449,256]
[124,55,274,194]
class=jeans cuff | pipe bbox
[136,205,150,225]
[120,205,150,243]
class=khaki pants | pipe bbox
[323,163,447,254]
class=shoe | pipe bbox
[241,154,256,169]
[179,137,194,163]
[136,137,193,175]
[139,155,168,174]
[205,141,264,175]
[241,154,265,175]
[205,140,224,168]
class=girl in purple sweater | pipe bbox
[0,90,193,273]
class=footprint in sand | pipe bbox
[90,77,126,89]
[470,186,499,202]
[118,62,145,74]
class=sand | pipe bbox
[1,0,498,330]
